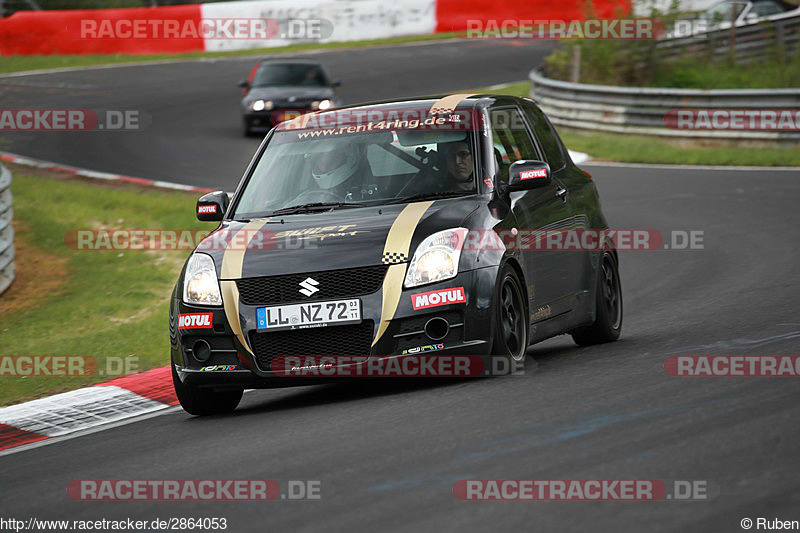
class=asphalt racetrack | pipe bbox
[1,39,799,532]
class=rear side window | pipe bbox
[522,102,567,171]
[751,0,785,16]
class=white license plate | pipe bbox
[256,299,361,332]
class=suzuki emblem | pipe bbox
[299,277,320,297]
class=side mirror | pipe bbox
[508,160,551,191]
[237,79,250,89]
[196,191,229,222]
[331,80,342,88]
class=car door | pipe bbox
[488,105,576,323]
[520,99,589,307]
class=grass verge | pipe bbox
[0,165,205,406]
[0,33,458,75]
[474,82,800,167]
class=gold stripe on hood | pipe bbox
[373,201,434,346]
[429,93,474,115]
[219,218,271,355]
[220,218,271,280]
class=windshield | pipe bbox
[233,116,478,219]
[699,1,748,22]
[253,64,328,87]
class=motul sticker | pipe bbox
[520,169,547,180]
[178,313,213,329]
[197,204,217,215]
[411,287,466,310]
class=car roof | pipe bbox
[332,93,516,113]
[276,93,531,132]
[257,59,323,66]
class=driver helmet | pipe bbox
[308,143,359,189]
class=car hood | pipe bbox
[244,85,334,102]
[198,198,481,280]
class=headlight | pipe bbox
[249,100,273,112]
[404,228,468,288]
[312,99,333,110]
[182,253,222,306]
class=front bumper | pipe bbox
[243,107,312,130]
[171,266,499,389]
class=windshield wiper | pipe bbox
[269,202,364,216]
[382,191,474,205]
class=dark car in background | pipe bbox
[239,60,341,136]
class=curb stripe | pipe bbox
[0,423,49,452]
[98,366,178,406]
[0,386,170,438]
[0,151,215,194]
[0,365,175,452]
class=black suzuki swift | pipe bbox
[170,94,622,415]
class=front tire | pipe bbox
[490,263,529,373]
[571,251,622,346]
[172,364,243,416]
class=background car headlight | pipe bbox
[311,99,333,110]
[183,253,222,306]
[249,100,273,112]
[404,228,468,288]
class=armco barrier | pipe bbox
[0,0,630,56]
[529,69,800,140]
[0,164,14,296]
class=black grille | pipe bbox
[250,321,375,370]
[237,265,388,306]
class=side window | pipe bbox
[489,108,538,183]
[522,102,567,171]
[751,1,783,17]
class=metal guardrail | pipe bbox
[529,14,800,140]
[657,12,800,63]
[0,163,14,296]
[529,70,800,140]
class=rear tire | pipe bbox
[172,364,243,416]
[489,263,529,374]
[571,251,622,346]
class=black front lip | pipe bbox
[175,339,490,389]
